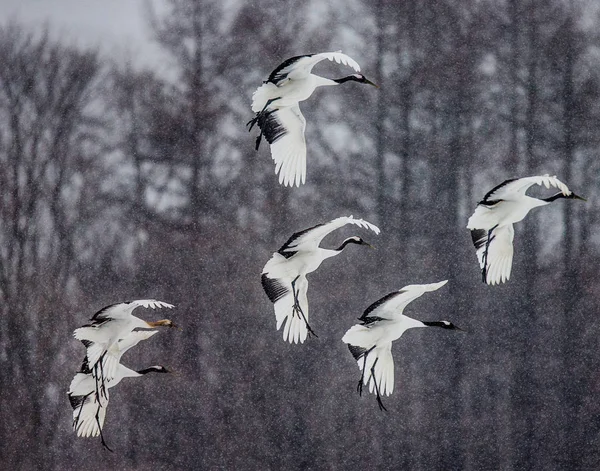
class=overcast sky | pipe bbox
[0,0,166,68]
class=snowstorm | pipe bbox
[1,0,599,469]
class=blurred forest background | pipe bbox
[1,0,600,469]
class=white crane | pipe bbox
[342,280,462,410]
[73,299,175,396]
[467,174,586,285]
[68,330,169,451]
[247,51,378,187]
[262,215,380,344]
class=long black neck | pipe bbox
[333,75,359,85]
[335,238,361,251]
[136,366,164,375]
[422,321,448,328]
[540,192,569,202]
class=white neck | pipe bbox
[313,75,338,87]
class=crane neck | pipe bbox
[335,237,362,252]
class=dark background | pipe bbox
[1,0,599,469]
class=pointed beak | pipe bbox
[572,193,587,202]
[455,326,467,333]
[365,78,379,88]
[364,242,375,249]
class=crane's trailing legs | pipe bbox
[247,97,282,150]
[357,346,376,396]
[481,224,499,284]
[369,357,387,411]
[94,352,108,401]
[73,392,92,431]
[291,276,318,338]
[96,403,113,453]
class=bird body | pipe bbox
[342,281,461,409]
[251,74,338,112]
[73,299,174,381]
[467,175,585,285]
[68,330,164,446]
[248,51,377,187]
[262,216,380,344]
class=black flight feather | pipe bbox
[360,291,405,320]
[479,178,518,204]
[261,274,290,304]
[267,54,315,84]
[277,223,325,258]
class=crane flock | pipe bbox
[68,50,587,449]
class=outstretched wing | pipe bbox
[267,51,361,85]
[129,299,175,310]
[341,331,395,397]
[278,215,380,256]
[479,174,572,204]
[261,273,310,344]
[360,281,448,321]
[471,224,514,285]
[257,105,307,187]
[70,390,109,438]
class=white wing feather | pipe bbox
[269,105,307,187]
[130,299,175,310]
[477,224,515,285]
[482,174,572,202]
[361,281,448,320]
[277,51,361,83]
[282,215,380,254]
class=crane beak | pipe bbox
[365,78,379,88]
[364,242,375,249]
[572,193,587,202]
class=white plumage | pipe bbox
[467,174,585,285]
[248,51,377,187]
[73,300,174,386]
[68,330,168,450]
[342,280,462,410]
[262,216,380,344]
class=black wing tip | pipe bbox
[481,177,518,203]
[267,54,315,83]
[277,223,326,256]
[362,291,402,318]
[90,302,120,321]
[470,229,487,249]
[261,274,289,304]
[68,393,85,410]
[348,344,367,360]
[255,109,286,145]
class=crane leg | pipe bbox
[96,403,113,453]
[369,357,387,411]
[357,346,376,396]
[247,97,283,150]
[73,392,93,432]
[247,97,282,130]
[481,224,499,284]
[291,276,318,338]
[94,352,108,401]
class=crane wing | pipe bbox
[267,51,361,85]
[479,174,572,204]
[278,215,380,256]
[70,389,109,438]
[471,224,515,285]
[257,105,307,187]
[359,281,448,321]
[130,299,175,310]
[261,272,310,344]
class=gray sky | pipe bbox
[0,0,165,68]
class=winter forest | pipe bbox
[1,0,600,469]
